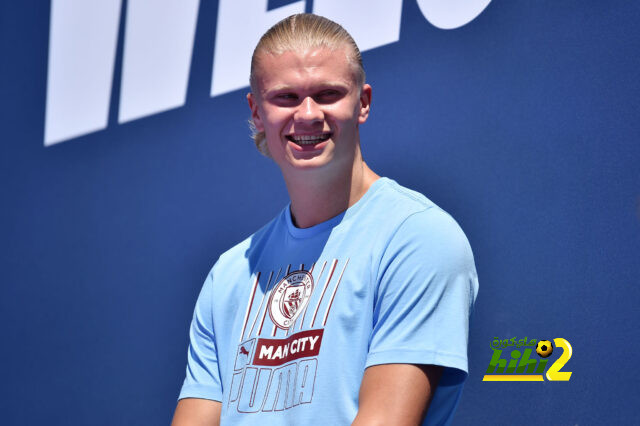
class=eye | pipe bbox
[315,90,342,103]
[276,93,298,100]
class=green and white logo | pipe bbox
[483,337,573,381]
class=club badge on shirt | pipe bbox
[268,271,314,329]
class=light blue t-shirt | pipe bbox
[179,177,478,425]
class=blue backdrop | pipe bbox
[1,1,639,424]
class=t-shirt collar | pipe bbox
[284,177,389,239]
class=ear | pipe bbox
[247,92,264,131]
[358,84,372,124]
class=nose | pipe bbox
[294,96,324,124]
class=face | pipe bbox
[248,47,371,176]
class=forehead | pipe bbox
[253,47,358,94]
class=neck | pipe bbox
[282,149,380,229]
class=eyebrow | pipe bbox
[264,82,350,95]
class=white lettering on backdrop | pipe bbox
[416,0,492,30]
[211,0,305,97]
[45,0,122,146]
[119,0,200,123]
[44,0,493,146]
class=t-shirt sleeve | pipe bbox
[178,266,223,402]
[367,207,478,380]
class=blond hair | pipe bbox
[249,13,366,157]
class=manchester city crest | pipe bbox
[268,271,314,329]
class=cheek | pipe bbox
[262,110,291,133]
[336,96,362,120]
[264,137,285,162]
[329,104,361,130]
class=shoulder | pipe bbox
[394,207,475,275]
[366,177,438,220]
[366,178,470,242]
[368,179,475,271]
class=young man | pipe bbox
[173,14,478,426]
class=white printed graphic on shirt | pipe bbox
[227,259,349,413]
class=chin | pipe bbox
[286,157,330,171]
[285,144,333,167]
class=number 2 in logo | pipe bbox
[546,338,573,381]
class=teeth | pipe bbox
[289,133,330,145]
[296,135,322,141]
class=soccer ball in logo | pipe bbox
[536,340,553,358]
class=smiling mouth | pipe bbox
[286,132,332,146]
